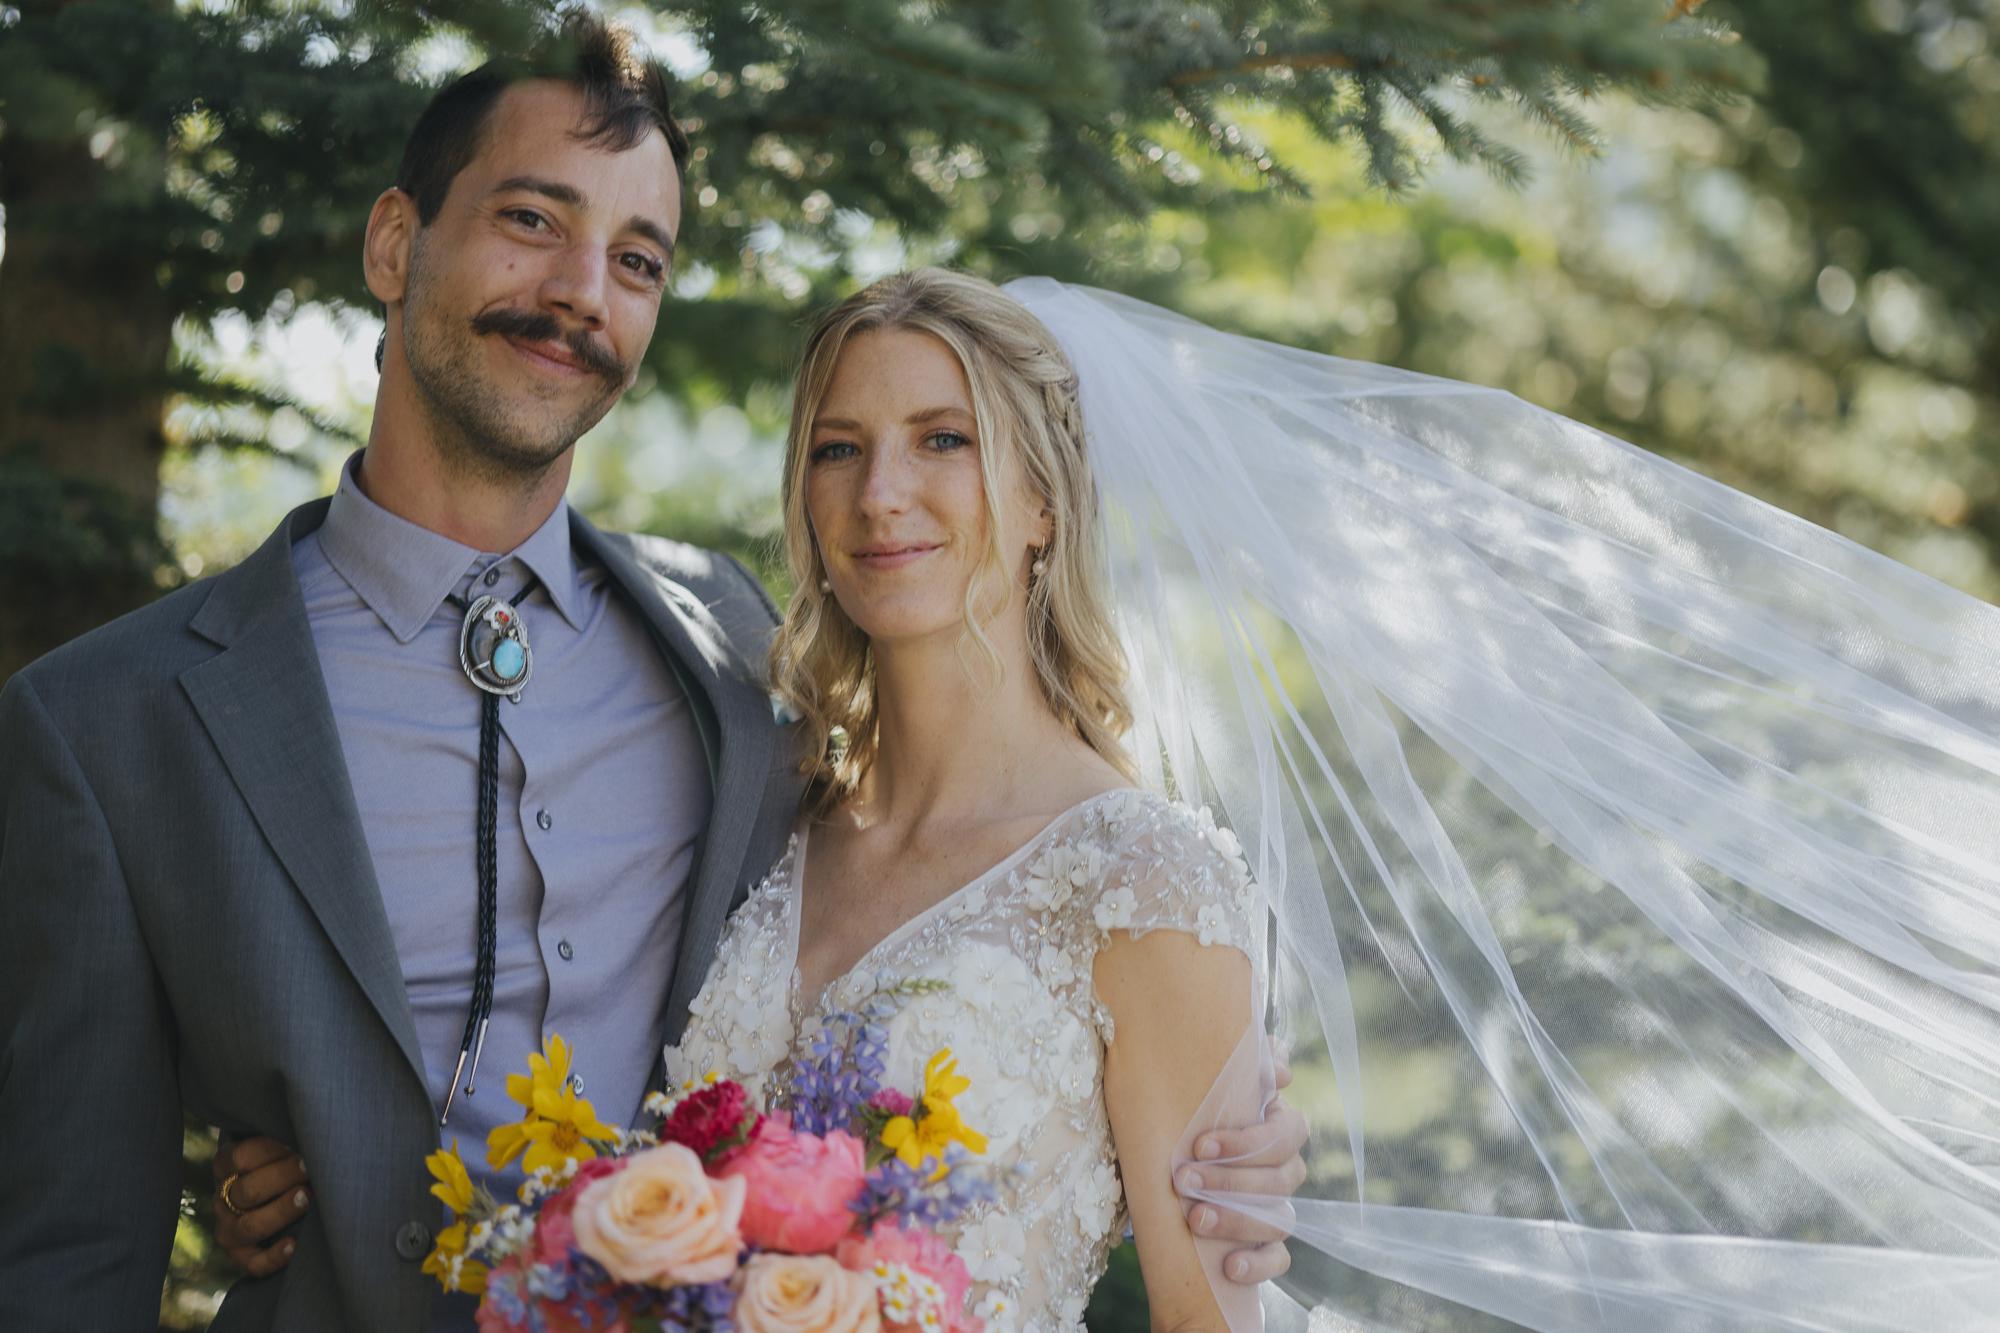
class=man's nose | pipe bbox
[539,243,610,331]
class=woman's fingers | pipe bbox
[214,1135,299,1181]
[214,1137,309,1274]
[225,1233,299,1277]
[229,1152,310,1214]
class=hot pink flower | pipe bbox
[715,1114,867,1254]
[836,1220,979,1332]
[660,1079,760,1162]
[865,1088,914,1118]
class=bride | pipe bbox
[662,267,1277,1329]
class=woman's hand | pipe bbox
[212,1136,310,1275]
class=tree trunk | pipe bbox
[0,133,177,680]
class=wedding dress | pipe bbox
[664,787,1264,1331]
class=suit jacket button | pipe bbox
[395,1221,432,1261]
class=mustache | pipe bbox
[470,308,625,382]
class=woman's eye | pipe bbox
[926,430,972,452]
[810,441,858,463]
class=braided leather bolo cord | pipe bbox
[441,572,540,1125]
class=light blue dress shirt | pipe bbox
[292,455,712,1326]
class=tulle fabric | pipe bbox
[1001,277,2000,1330]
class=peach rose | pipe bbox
[716,1115,867,1254]
[570,1142,745,1286]
[734,1253,882,1333]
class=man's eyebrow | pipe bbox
[624,215,677,263]
[488,176,677,260]
[490,175,584,207]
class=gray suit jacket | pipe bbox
[0,498,807,1331]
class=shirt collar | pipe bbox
[317,452,583,644]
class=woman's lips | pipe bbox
[853,544,942,571]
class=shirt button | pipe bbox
[569,1073,585,1095]
[536,809,553,831]
[483,566,501,587]
[394,1220,432,1261]
[557,939,574,962]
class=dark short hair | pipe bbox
[393,11,690,226]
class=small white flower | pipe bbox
[956,1214,1027,1283]
[1035,942,1077,988]
[1093,885,1139,931]
[1075,1159,1121,1237]
[1196,902,1229,947]
[1022,846,1082,911]
[974,1290,1016,1333]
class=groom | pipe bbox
[0,15,1297,1332]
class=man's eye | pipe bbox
[621,252,667,282]
[505,209,548,231]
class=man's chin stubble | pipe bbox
[409,340,616,485]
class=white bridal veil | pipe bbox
[1001,277,2000,1331]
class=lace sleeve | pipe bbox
[1083,793,1264,1041]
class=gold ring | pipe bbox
[220,1171,247,1218]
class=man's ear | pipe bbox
[362,188,419,305]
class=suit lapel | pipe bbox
[573,519,779,1065]
[181,499,428,1095]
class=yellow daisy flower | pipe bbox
[421,1142,486,1293]
[881,1048,989,1175]
[486,1033,620,1172]
[426,1139,475,1214]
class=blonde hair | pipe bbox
[769,268,1135,810]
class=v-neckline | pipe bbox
[783,787,1137,1017]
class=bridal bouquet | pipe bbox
[423,999,1001,1332]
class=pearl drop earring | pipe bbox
[1031,550,1048,578]
[819,577,831,593]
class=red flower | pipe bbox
[659,1079,760,1162]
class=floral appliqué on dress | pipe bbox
[665,789,1262,1332]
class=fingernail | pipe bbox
[1178,1168,1201,1193]
[1228,1255,1248,1280]
[282,1239,296,1257]
[297,1159,307,1177]
[1197,1138,1221,1160]
[293,1189,309,1210]
[1194,1206,1217,1235]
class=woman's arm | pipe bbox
[1096,925,1261,1333]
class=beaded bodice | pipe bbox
[664,788,1261,1332]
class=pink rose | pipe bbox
[716,1115,867,1254]
[836,1220,978,1332]
[571,1142,746,1286]
[866,1088,914,1118]
[733,1253,882,1333]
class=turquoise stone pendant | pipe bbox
[458,594,534,702]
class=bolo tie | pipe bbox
[438,568,541,1126]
